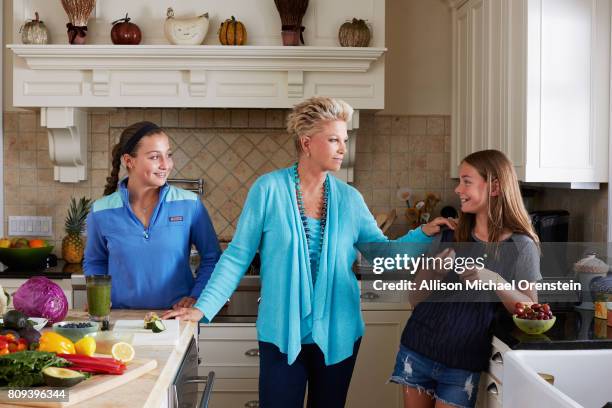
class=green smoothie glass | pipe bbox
[86,275,111,330]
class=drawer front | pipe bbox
[200,339,260,365]
[198,325,260,379]
[488,338,508,383]
[199,324,257,340]
[210,392,260,408]
[488,348,504,383]
[208,378,259,408]
[483,373,502,408]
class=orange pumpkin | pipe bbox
[219,16,247,45]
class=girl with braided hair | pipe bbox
[84,121,221,309]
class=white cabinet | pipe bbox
[452,0,488,164]
[451,0,610,185]
[199,308,410,408]
[346,310,408,408]
[199,324,260,407]
[476,373,503,408]
[475,337,509,408]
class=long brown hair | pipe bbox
[103,121,165,196]
[455,150,539,244]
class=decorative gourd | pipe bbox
[218,16,247,46]
[338,18,371,47]
[164,7,210,45]
[111,13,142,45]
[20,12,49,45]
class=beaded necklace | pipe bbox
[292,163,328,256]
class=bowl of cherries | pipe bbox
[512,302,556,335]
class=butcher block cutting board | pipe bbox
[113,319,180,346]
[0,358,157,407]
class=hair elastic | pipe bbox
[121,122,162,155]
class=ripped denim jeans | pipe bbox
[389,344,481,408]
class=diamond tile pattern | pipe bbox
[166,129,294,239]
[5,108,607,251]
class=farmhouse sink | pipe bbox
[504,349,612,407]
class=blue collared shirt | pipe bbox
[84,179,221,309]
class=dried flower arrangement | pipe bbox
[274,0,309,45]
[60,0,96,44]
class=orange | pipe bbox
[28,239,46,248]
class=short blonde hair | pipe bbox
[287,96,354,153]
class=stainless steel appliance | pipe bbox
[214,275,260,323]
[529,210,569,242]
[170,336,215,408]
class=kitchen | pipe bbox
[0,0,611,407]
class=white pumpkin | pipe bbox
[164,7,209,45]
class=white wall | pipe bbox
[383,0,452,115]
[3,0,14,111]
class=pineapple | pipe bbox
[62,197,92,264]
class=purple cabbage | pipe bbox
[13,277,68,324]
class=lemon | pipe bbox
[75,336,96,357]
[111,342,135,363]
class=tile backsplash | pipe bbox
[534,186,608,242]
[3,109,607,256]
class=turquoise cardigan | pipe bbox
[194,168,433,365]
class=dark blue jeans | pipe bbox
[258,338,361,408]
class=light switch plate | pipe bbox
[8,216,53,237]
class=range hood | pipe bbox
[8,0,386,182]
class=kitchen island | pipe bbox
[9,310,198,408]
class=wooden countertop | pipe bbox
[4,310,197,408]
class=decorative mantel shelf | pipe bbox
[8,44,385,182]
[8,45,386,72]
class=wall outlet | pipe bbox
[8,216,53,237]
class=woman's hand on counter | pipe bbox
[172,296,197,309]
[161,307,204,322]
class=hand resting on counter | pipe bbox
[162,306,204,322]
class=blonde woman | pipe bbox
[163,97,455,407]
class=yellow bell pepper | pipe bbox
[37,332,75,354]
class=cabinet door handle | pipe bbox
[487,382,499,395]
[244,401,260,408]
[361,291,380,300]
[171,384,179,408]
[245,348,260,357]
[196,371,215,408]
[183,375,209,384]
[491,351,503,364]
